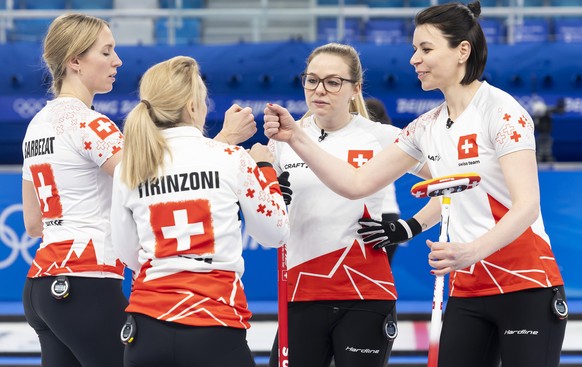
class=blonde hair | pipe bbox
[43,13,108,96]
[302,43,369,120]
[121,56,207,189]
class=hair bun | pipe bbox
[467,1,482,17]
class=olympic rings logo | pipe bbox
[13,98,46,119]
[0,204,39,269]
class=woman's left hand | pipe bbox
[426,239,481,276]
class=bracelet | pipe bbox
[218,132,231,145]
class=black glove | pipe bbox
[357,217,422,250]
[277,171,292,206]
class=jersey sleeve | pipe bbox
[267,139,283,175]
[235,150,289,248]
[396,118,426,163]
[76,112,124,167]
[376,124,401,148]
[21,134,33,182]
[488,104,536,158]
[22,162,32,182]
[110,166,141,272]
[377,123,425,175]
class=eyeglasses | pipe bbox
[301,73,357,93]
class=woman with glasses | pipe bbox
[264,2,566,366]
[20,14,260,367]
[267,43,424,367]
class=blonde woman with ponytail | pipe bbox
[110,56,289,367]
[21,13,127,367]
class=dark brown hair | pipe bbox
[414,1,487,85]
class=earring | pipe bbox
[351,96,355,101]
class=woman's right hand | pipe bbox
[263,103,298,143]
[248,143,274,164]
[219,104,257,145]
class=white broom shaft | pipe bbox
[428,195,451,366]
[429,275,444,342]
[439,197,451,243]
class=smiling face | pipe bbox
[76,26,122,95]
[410,24,466,93]
[304,53,359,128]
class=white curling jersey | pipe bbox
[22,98,124,279]
[270,114,400,302]
[397,81,563,297]
[111,126,289,329]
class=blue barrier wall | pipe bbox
[1,41,582,164]
[1,168,581,303]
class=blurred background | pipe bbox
[1,0,582,164]
[0,0,581,366]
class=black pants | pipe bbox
[269,300,395,367]
[440,286,567,367]
[22,276,128,367]
[124,313,256,367]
